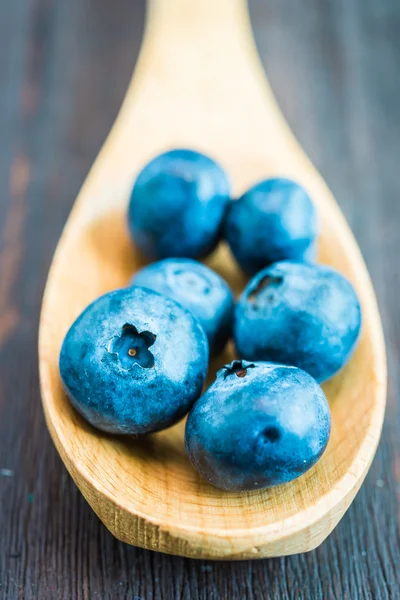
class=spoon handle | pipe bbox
[147,0,249,22]
[124,0,257,101]
[112,0,296,172]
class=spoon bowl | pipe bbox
[39,0,386,559]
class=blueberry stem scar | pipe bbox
[261,426,281,443]
[248,275,283,303]
[108,324,156,369]
[223,359,255,379]
[235,369,247,378]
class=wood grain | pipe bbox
[38,0,386,559]
[0,0,399,597]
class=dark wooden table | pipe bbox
[0,0,399,598]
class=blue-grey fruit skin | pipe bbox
[59,287,209,435]
[185,360,331,491]
[132,258,234,356]
[128,149,230,261]
[224,178,318,274]
[234,261,362,383]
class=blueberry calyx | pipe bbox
[248,275,283,304]
[222,360,255,379]
[108,324,156,370]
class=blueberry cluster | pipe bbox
[59,148,362,492]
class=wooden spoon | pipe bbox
[39,0,386,559]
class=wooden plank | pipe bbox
[0,0,399,597]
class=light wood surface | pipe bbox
[38,0,386,559]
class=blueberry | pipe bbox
[128,149,230,260]
[185,360,331,491]
[132,258,234,356]
[224,178,318,274]
[303,239,318,263]
[59,286,209,435]
[234,261,362,382]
